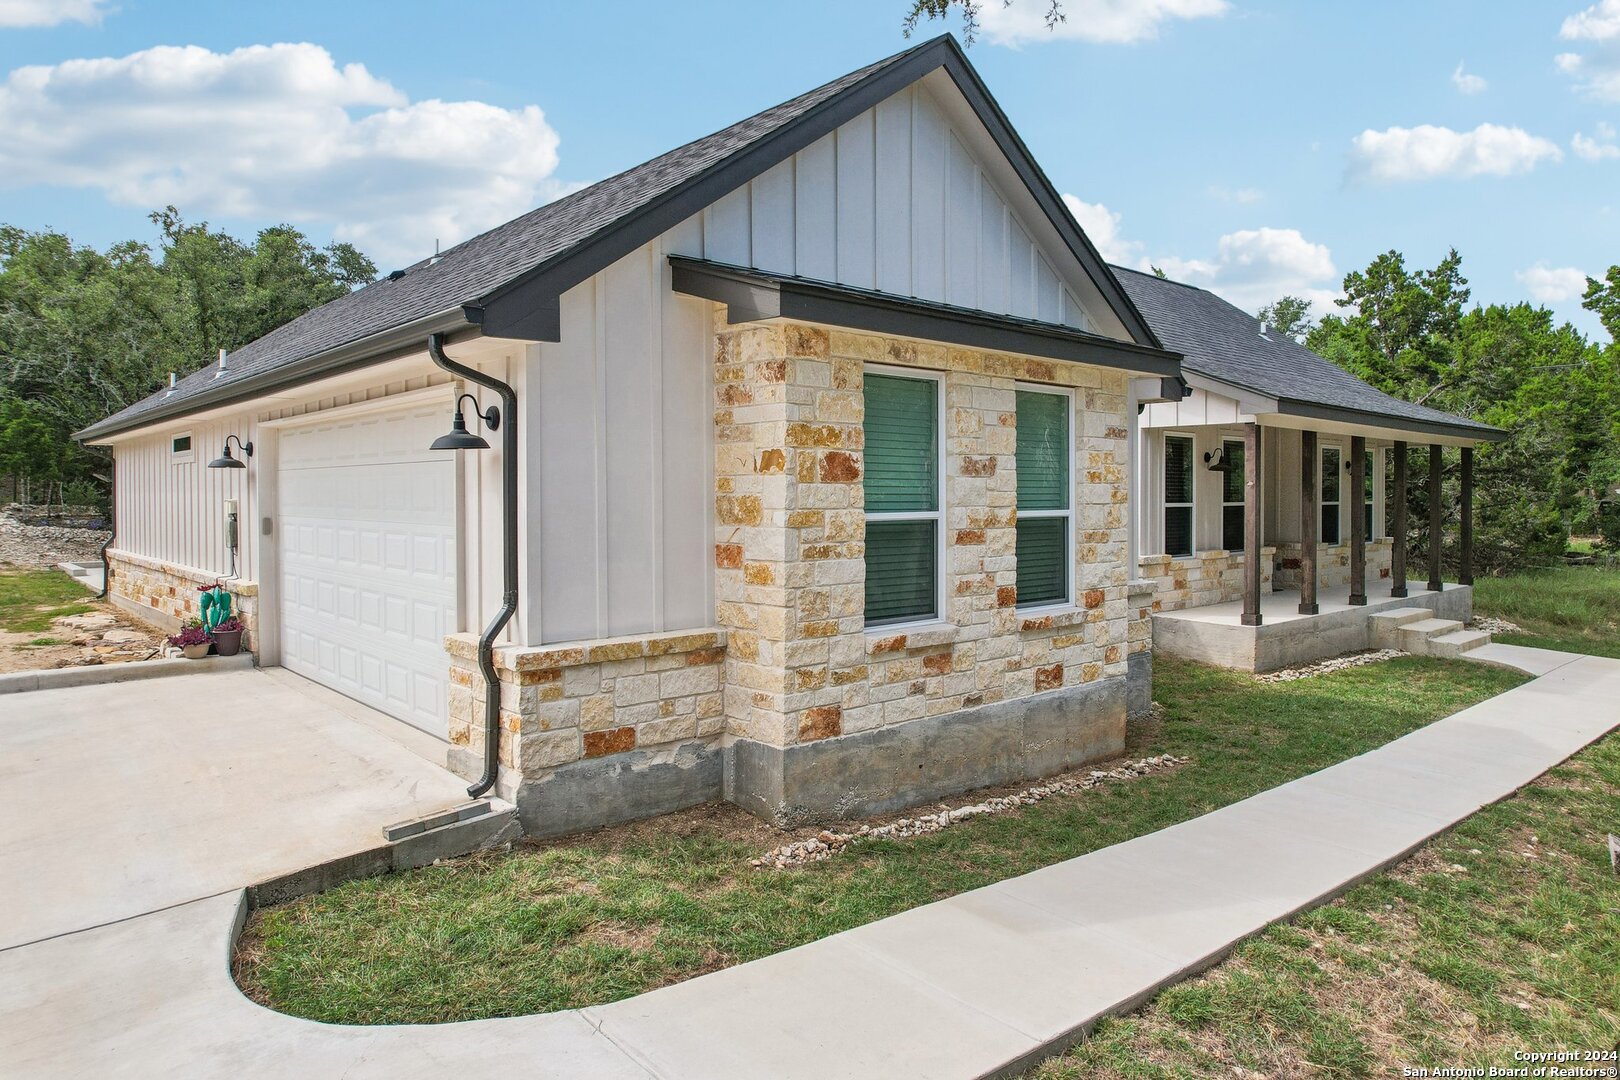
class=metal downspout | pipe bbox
[97,463,114,600]
[428,333,518,800]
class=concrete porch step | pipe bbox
[1368,607,1442,649]
[1427,629,1492,658]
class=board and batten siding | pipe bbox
[113,417,257,583]
[697,80,1100,331]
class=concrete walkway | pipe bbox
[3,649,1616,1079]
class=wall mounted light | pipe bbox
[208,434,253,470]
[430,393,501,451]
[1202,446,1237,473]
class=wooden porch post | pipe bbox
[1241,422,1262,626]
[1299,430,1319,615]
[1460,446,1474,586]
[1427,444,1444,593]
[1391,441,1408,597]
[1349,434,1367,605]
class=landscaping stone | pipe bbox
[1255,648,1405,683]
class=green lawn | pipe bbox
[1473,565,1620,659]
[1033,727,1620,1079]
[236,655,1524,1026]
[0,568,95,633]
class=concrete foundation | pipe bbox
[1152,581,1473,673]
[1126,650,1153,719]
[724,677,1126,826]
[495,738,725,840]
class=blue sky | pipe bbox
[1,0,1615,338]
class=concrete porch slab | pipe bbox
[1152,580,1473,672]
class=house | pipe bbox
[1114,266,1505,674]
[77,35,1189,836]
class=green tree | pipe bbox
[903,0,1064,42]
[1257,295,1314,341]
[1583,265,1620,341]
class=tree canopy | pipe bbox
[0,209,374,505]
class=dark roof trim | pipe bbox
[75,307,474,443]
[1276,398,1507,444]
[671,257,1182,378]
[476,35,1162,351]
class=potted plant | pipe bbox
[210,616,245,657]
[168,624,212,660]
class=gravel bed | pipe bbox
[751,752,1190,870]
[1469,615,1523,635]
[1256,649,1406,683]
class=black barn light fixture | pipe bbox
[208,434,253,470]
[430,394,500,451]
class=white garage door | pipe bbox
[278,402,457,736]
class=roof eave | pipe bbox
[671,256,1183,378]
[1274,398,1508,444]
[75,306,476,444]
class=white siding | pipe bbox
[113,417,256,583]
[528,231,715,645]
[693,81,1099,330]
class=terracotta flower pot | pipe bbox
[181,642,211,660]
[211,628,243,656]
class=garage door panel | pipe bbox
[279,402,455,736]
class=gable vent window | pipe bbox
[1163,435,1194,558]
[171,433,194,462]
[863,370,941,627]
[1221,437,1246,551]
[1014,387,1072,608]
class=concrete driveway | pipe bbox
[0,666,472,949]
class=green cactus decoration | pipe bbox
[197,582,233,632]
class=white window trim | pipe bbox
[1220,436,1246,552]
[170,430,195,464]
[1014,382,1075,611]
[863,363,947,630]
[1162,431,1195,558]
[1320,442,1343,545]
[1363,447,1380,540]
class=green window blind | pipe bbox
[1015,518,1067,606]
[1015,391,1068,510]
[865,521,937,625]
[863,374,937,513]
[864,372,940,626]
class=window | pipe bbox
[1014,387,1072,608]
[1221,438,1246,551]
[1163,435,1194,557]
[1364,450,1376,539]
[170,432,194,462]
[1321,445,1342,545]
[863,371,941,626]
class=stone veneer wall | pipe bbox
[105,548,259,649]
[710,320,1141,824]
[445,628,727,837]
[1137,548,1277,613]
[1272,539,1394,592]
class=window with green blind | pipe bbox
[1221,438,1245,551]
[1321,445,1342,545]
[1364,449,1377,538]
[1163,435,1194,557]
[863,372,940,626]
[1014,388,1071,607]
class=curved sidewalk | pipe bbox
[2,649,1615,1079]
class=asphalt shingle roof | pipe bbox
[1111,265,1502,440]
[80,39,934,440]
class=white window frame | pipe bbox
[863,363,946,630]
[1363,447,1379,540]
[1220,436,1246,552]
[170,431,195,464]
[1162,432,1195,558]
[1013,382,1075,611]
[1320,442,1343,545]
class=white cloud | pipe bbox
[1557,0,1620,100]
[1207,185,1263,204]
[0,43,566,267]
[1573,120,1620,159]
[978,0,1227,46]
[1347,123,1563,182]
[1157,227,1341,316]
[1516,263,1589,303]
[1062,194,1143,264]
[1451,61,1487,94]
[0,0,110,27]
